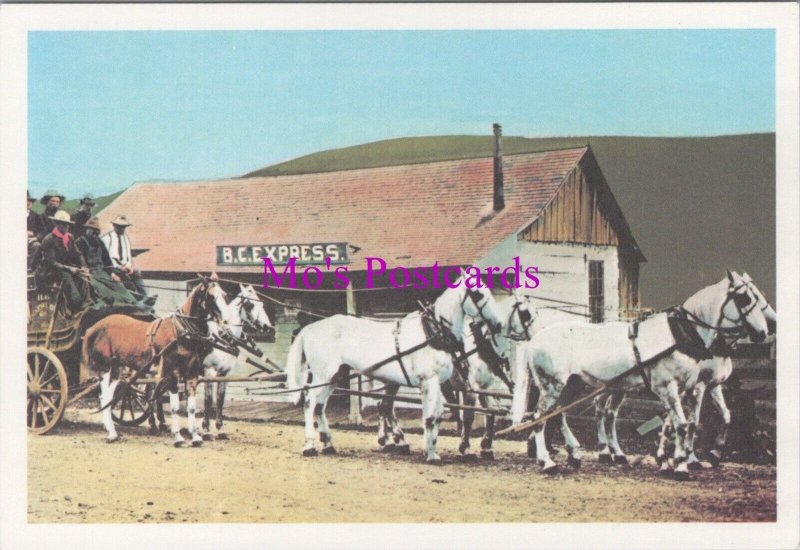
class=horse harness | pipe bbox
[627,279,761,389]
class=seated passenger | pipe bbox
[38,210,89,312]
[27,190,43,271]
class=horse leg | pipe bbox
[386,385,409,454]
[596,393,613,464]
[202,379,215,441]
[316,385,337,455]
[606,391,628,465]
[377,384,397,452]
[656,415,673,471]
[215,381,229,440]
[301,386,321,456]
[458,391,477,458]
[166,374,186,447]
[99,371,120,442]
[528,374,564,473]
[186,377,203,447]
[685,382,706,470]
[479,395,495,460]
[560,413,583,469]
[420,377,445,464]
[654,381,690,478]
[707,384,731,467]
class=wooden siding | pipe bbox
[618,248,641,317]
[519,164,620,246]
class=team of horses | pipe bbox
[78,270,775,475]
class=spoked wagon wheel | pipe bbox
[27,347,68,435]
[111,379,155,427]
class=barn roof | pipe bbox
[98,147,641,274]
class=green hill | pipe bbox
[244,134,776,310]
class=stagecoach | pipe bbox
[27,272,156,434]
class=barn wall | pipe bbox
[512,241,621,322]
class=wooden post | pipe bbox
[346,283,363,425]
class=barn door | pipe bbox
[588,260,604,323]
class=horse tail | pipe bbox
[511,344,533,425]
[80,323,100,380]
[285,329,307,407]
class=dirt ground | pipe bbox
[28,407,776,523]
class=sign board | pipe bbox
[216,243,349,266]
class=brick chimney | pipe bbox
[493,123,504,211]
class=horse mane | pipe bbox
[180,283,206,318]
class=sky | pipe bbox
[28,29,775,199]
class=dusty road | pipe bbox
[28,408,776,523]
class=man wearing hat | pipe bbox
[36,189,65,242]
[38,210,89,312]
[70,193,97,237]
[27,190,44,270]
[101,215,148,298]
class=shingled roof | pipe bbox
[98,147,608,274]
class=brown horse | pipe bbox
[80,277,229,446]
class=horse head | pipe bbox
[237,284,275,337]
[742,272,776,335]
[505,288,536,342]
[435,275,503,342]
[683,270,769,348]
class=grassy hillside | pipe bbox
[244,134,776,310]
[30,189,125,216]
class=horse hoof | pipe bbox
[613,455,629,466]
[106,435,121,444]
[159,424,170,433]
[396,444,411,455]
[480,450,495,461]
[381,443,397,453]
[179,428,190,438]
[458,442,470,455]
[598,453,613,465]
[426,456,443,465]
[216,433,229,441]
[202,433,215,442]
[377,436,387,447]
[321,446,337,456]
[708,451,722,468]
[192,440,203,448]
[673,469,691,481]
[174,440,186,448]
[542,463,559,475]
[147,426,160,436]
[567,455,582,470]
[302,447,318,457]
[687,461,702,471]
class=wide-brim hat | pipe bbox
[84,217,101,231]
[80,193,97,206]
[49,210,75,224]
[110,215,133,227]
[40,189,65,204]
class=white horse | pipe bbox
[202,283,275,441]
[454,289,536,459]
[653,272,776,469]
[513,271,769,476]
[285,278,503,462]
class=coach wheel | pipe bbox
[27,347,69,435]
[111,371,154,427]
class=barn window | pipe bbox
[588,260,604,323]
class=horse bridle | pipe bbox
[462,287,501,335]
[680,279,764,349]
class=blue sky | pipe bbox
[28,29,775,199]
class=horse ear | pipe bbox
[210,272,219,282]
[726,269,735,284]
